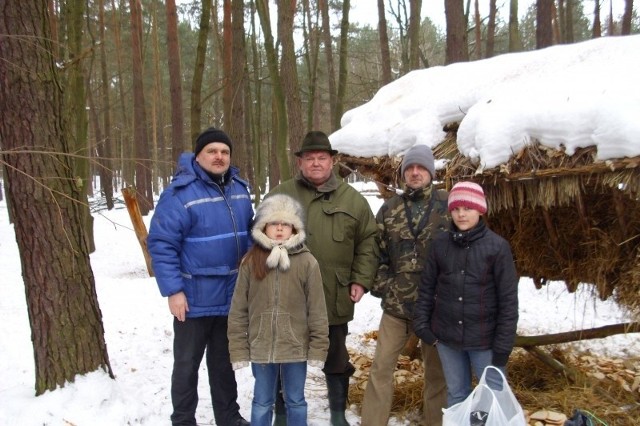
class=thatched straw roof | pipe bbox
[339,125,640,318]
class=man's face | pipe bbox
[297,150,334,186]
[196,142,231,175]
[403,164,432,190]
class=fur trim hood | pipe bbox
[251,194,306,270]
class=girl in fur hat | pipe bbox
[228,194,329,426]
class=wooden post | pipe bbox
[122,187,154,277]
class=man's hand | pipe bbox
[349,283,366,303]
[168,291,189,321]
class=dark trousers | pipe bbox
[323,323,355,376]
[170,316,241,426]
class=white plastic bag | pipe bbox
[443,366,526,426]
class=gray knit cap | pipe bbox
[400,144,436,179]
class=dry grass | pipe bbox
[348,349,640,425]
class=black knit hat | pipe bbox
[294,131,338,157]
[194,127,232,156]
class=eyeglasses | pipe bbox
[267,221,293,228]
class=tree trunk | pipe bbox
[256,0,291,181]
[110,0,131,188]
[0,0,114,395]
[279,0,304,159]
[608,0,615,35]
[334,0,350,131]
[223,0,233,130]
[621,0,634,35]
[473,0,482,59]
[565,0,575,43]
[445,0,469,64]
[230,0,250,181]
[592,0,602,38]
[129,0,153,214]
[377,0,393,85]
[302,0,322,128]
[98,0,114,210]
[166,0,185,168]
[486,0,497,58]
[408,0,422,71]
[320,0,337,128]
[536,0,554,49]
[508,0,522,52]
[191,0,212,145]
[248,1,266,197]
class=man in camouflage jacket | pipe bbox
[361,144,449,426]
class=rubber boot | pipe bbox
[273,386,287,426]
[326,374,350,426]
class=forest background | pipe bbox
[0,0,638,397]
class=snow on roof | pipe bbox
[330,35,640,171]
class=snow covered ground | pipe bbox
[1,186,638,425]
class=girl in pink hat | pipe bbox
[413,181,519,407]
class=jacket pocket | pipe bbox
[183,266,231,307]
[275,313,305,358]
[334,267,353,317]
[323,206,357,243]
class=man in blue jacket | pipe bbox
[148,127,253,426]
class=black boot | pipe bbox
[325,374,350,426]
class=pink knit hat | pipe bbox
[448,182,487,214]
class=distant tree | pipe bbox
[278,0,304,157]
[256,0,290,181]
[509,0,522,51]
[190,0,211,145]
[622,0,634,34]
[486,0,497,57]
[593,0,602,37]
[334,0,351,130]
[320,0,337,127]
[97,0,115,209]
[445,0,469,63]
[408,0,422,69]
[378,0,393,85]
[166,0,185,167]
[129,0,153,213]
[0,0,114,395]
[473,0,482,59]
[536,0,554,48]
[230,0,251,180]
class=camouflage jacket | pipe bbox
[371,185,449,320]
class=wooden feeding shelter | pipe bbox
[339,123,640,319]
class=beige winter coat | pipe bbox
[228,244,329,365]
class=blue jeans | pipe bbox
[251,362,308,426]
[436,342,506,407]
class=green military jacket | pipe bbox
[270,172,379,325]
[372,185,449,320]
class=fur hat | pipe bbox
[448,181,488,214]
[194,127,233,156]
[295,131,338,157]
[252,194,306,270]
[400,144,436,179]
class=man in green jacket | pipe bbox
[269,131,379,426]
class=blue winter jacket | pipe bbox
[147,153,254,318]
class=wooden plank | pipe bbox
[122,187,154,277]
